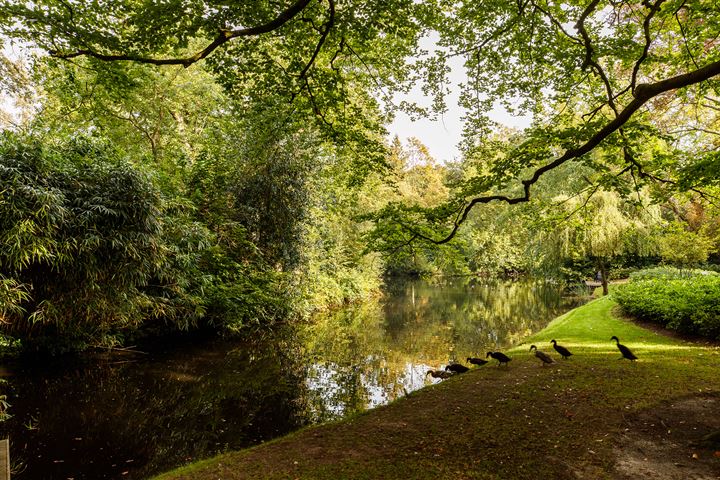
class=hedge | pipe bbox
[614,271,720,339]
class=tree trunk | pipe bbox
[597,260,609,296]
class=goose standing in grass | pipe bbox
[426,369,453,379]
[611,336,638,361]
[486,351,512,366]
[445,363,470,374]
[550,339,573,359]
[467,357,489,367]
[530,345,555,366]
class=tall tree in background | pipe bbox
[543,189,661,295]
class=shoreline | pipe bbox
[154,296,720,479]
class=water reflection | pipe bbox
[301,278,583,421]
[0,278,584,479]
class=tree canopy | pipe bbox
[3,2,719,230]
[375,0,720,247]
[1,0,423,175]
[2,1,720,349]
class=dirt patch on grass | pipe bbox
[612,393,720,480]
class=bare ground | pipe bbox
[612,393,720,480]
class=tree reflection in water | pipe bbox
[301,278,584,421]
[0,278,583,479]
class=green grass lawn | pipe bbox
[154,296,720,479]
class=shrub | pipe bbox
[608,266,639,280]
[628,266,719,281]
[0,134,165,349]
[614,273,720,339]
[0,134,291,351]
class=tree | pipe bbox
[0,134,165,347]
[658,222,714,270]
[3,1,720,266]
[0,0,423,176]
[372,0,720,247]
[32,58,226,166]
[366,137,468,276]
[543,189,661,295]
[0,49,35,129]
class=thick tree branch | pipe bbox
[631,0,668,93]
[49,0,314,67]
[411,58,720,245]
[298,0,335,80]
[575,0,602,72]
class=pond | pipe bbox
[0,278,587,479]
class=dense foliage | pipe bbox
[615,269,720,339]
[0,134,293,350]
[628,266,719,281]
[2,1,720,351]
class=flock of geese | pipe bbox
[426,336,638,379]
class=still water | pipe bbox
[0,278,586,479]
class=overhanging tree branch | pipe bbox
[49,0,315,67]
[631,0,668,93]
[410,58,720,246]
[298,0,335,80]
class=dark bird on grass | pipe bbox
[611,336,637,361]
[426,369,453,379]
[467,357,489,367]
[550,339,573,359]
[486,351,512,366]
[445,363,470,374]
[530,345,555,366]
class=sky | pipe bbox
[387,36,532,164]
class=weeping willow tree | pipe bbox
[543,190,662,295]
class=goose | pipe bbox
[445,363,470,374]
[530,345,554,366]
[426,369,453,379]
[611,336,637,361]
[550,339,573,359]
[486,351,511,366]
[466,357,489,367]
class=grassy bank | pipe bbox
[155,296,720,479]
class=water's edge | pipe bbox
[0,278,586,479]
